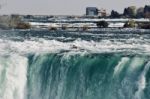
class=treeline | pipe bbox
[110,5,150,18]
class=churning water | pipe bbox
[0,29,150,99]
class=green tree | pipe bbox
[123,6,136,18]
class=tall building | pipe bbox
[86,7,98,16]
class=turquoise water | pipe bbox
[0,29,150,99]
[27,53,150,99]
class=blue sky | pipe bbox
[0,0,149,15]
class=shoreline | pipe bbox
[0,15,149,30]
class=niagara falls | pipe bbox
[0,0,150,99]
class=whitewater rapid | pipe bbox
[0,38,150,55]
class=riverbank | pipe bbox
[0,15,149,30]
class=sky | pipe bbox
[0,0,149,15]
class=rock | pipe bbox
[72,45,78,49]
[15,22,31,29]
[96,21,109,28]
[61,25,68,30]
[138,23,150,29]
[124,20,137,28]
[82,25,89,31]
[49,27,57,31]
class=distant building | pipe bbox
[86,7,98,16]
[98,8,107,17]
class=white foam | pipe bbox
[127,57,145,73]
[134,62,150,99]
[0,38,149,55]
[0,54,27,99]
[109,23,125,28]
[113,57,130,77]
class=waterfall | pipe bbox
[134,62,150,99]
[0,50,150,99]
[0,54,27,99]
[0,29,150,99]
[26,53,150,99]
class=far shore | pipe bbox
[0,15,149,30]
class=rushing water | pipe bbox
[0,29,150,99]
